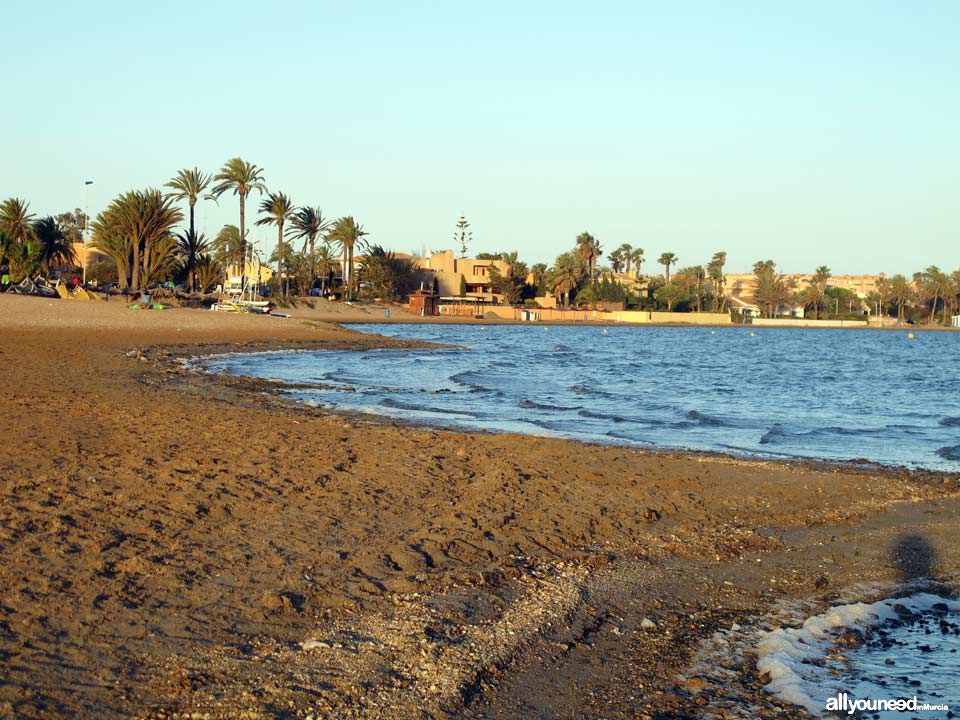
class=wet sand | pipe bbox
[0,294,957,719]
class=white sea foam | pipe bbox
[756,593,960,715]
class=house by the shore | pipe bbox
[418,250,510,305]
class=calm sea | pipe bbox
[204,324,960,471]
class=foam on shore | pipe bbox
[756,593,960,715]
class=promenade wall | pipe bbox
[751,318,868,328]
[458,305,732,324]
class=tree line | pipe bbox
[3,192,958,323]
[0,158,375,300]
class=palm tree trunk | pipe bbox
[348,245,355,300]
[277,225,284,299]
[188,200,197,292]
[342,246,349,300]
[239,191,247,294]
[309,233,316,284]
[131,235,141,291]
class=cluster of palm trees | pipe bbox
[541,234,731,312]
[876,267,960,324]
[84,158,369,298]
[0,198,78,282]
[749,262,960,324]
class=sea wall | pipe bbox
[751,318,868,328]
[468,305,732,324]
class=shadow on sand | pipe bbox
[892,532,937,583]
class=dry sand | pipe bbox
[0,294,957,719]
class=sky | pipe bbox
[2,0,957,275]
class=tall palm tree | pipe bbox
[608,247,625,273]
[575,232,601,289]
[32,217,77,275]
[807,265,831,319]
[288,206,332,284]
[631,247,645,276]
[211,158,267,292]
[0,198,37,245]
[255,192,296,299]
[707,251,727,311]
[327,216,369,300]
[615,243,634,273]
[165,168,213,245]
[658,252,677,283]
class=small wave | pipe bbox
[449,370,498,394]
[936,444,960,461]
[568,384,622,400]
[686,410,725,426]
[380,398,477,417]
[940,416,960,427]
[760,426,786,445]
[519,400,581,411]
[606,431,654,445]
[579,409,626,423]
[761,424,914,445]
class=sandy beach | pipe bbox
[1,294,957,720]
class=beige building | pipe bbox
[420,250,511,303]
[725,272,886,307]
[69,242,110,270]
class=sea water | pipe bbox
[203,324,960,471]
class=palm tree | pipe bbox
[888,274,911,323]
[32,217,76,275]
[530,263,548,294]
[176,230,210,292]
[609,247,625,273]
[657,252,677,283]
[0,198,37,245]
[213,225,245,268]
[575,232,601,289]
[614,243,634,274]
[195,253,223,294]
[674,265,706,312]
[255,192,296,299]
[315,243,337,293]
[327,216,368,300]
[707,251,727,311]
[165,168,212,244]
[211,158,267,292]
[917,265,951,324]
[631,247,645,276]
[288,206,332,285]
[806,265,831,319]
[91,189,183,291]
[551,251,582,307]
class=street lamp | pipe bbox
[82,180,93,285]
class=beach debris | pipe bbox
[301,639,331,651]
[640,618,657,630]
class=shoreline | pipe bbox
[2,295,958,719]
[179,332,958,479]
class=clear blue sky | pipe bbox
[2,0,957,275]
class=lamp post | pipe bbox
[82,180,93,285]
